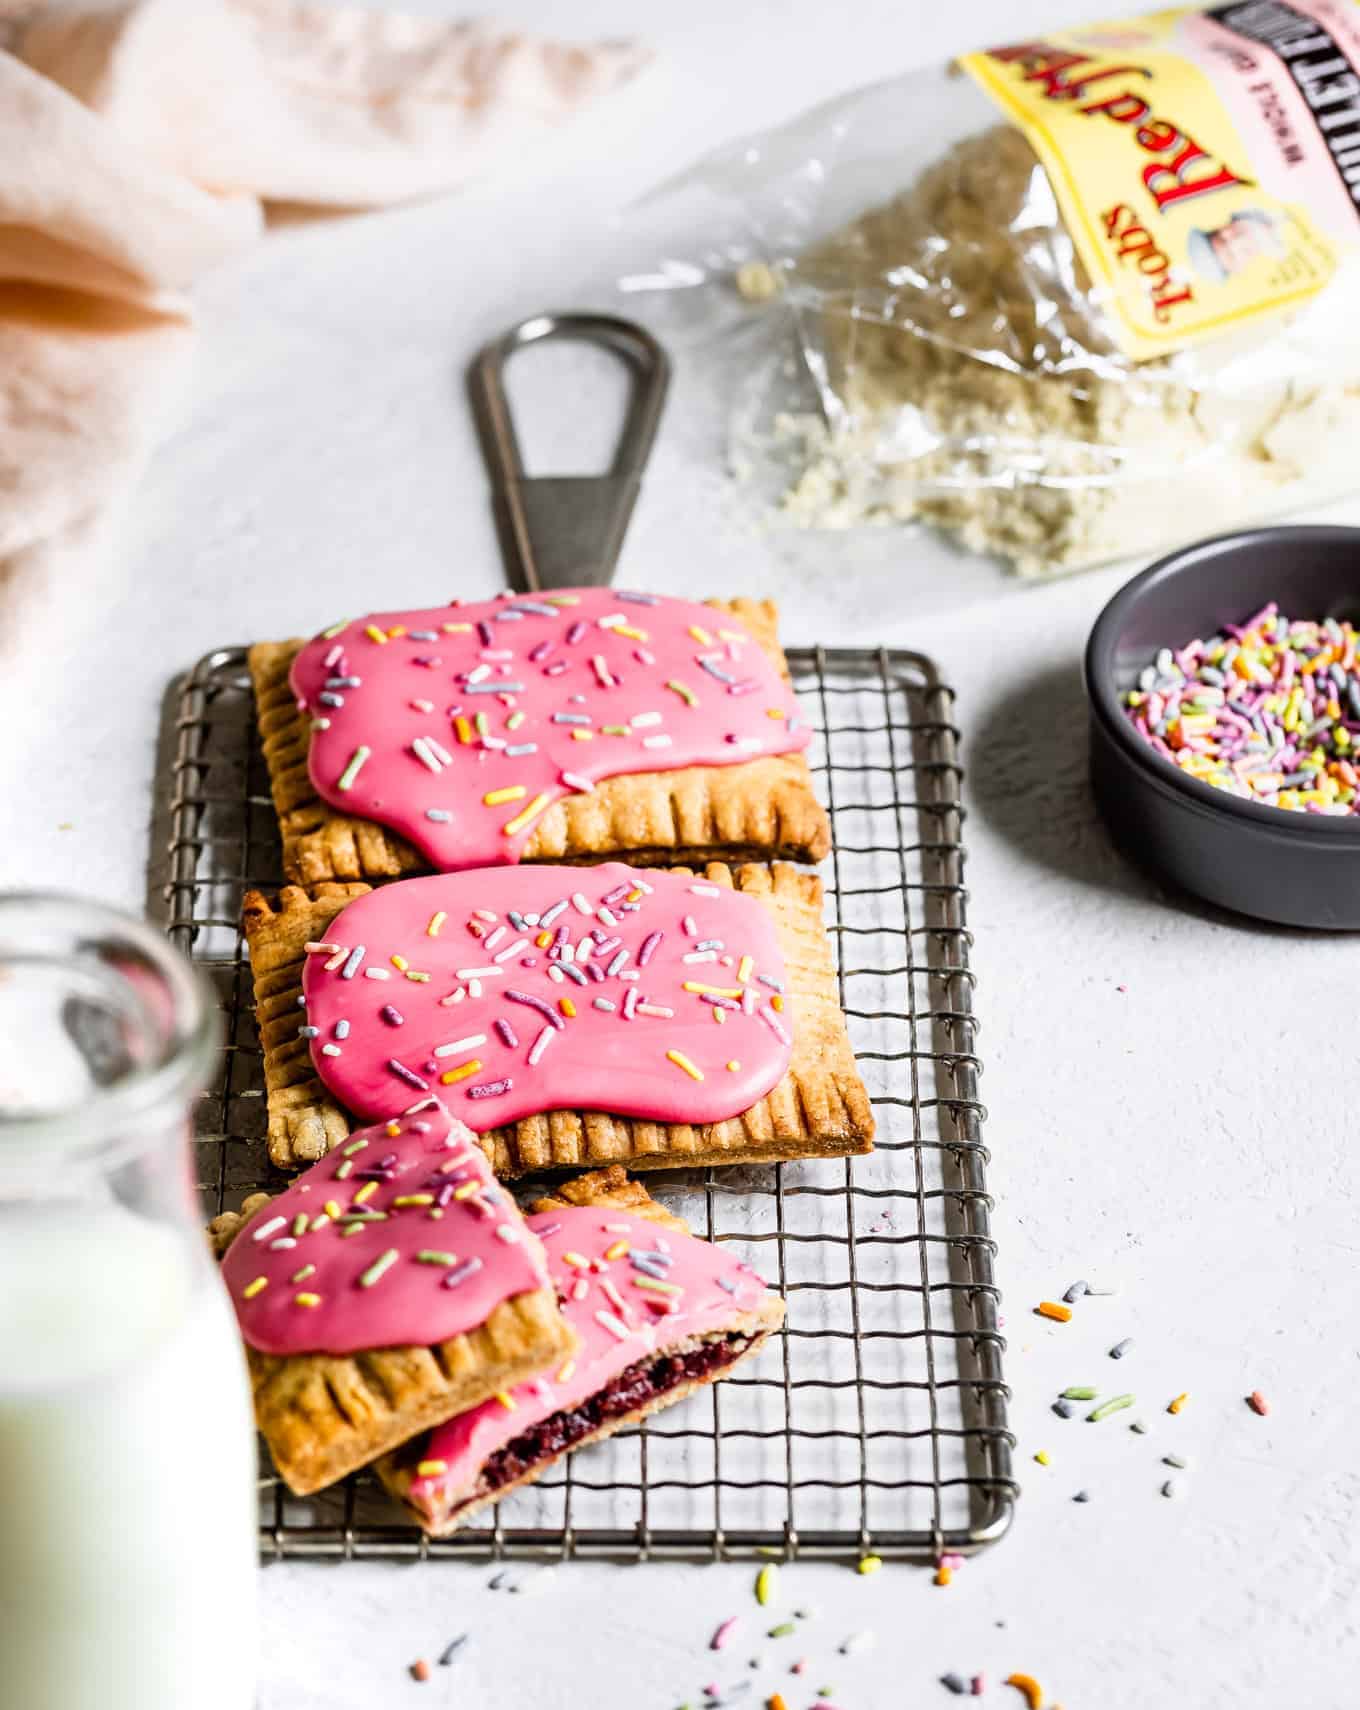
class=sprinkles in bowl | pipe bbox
[1121,602,1360,816]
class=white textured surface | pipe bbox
[9,2,1360,1705]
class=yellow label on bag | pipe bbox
[960,2,1360,360]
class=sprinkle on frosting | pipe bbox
[288,591,811,870]
[666,1049,705,1081]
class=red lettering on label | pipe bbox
[1134,119,1179,152]
[1049,63,1151,101]
[986,35,1250,221]
[1100,201,1196,327]
[1143,142,1252,210]
[1080,91,1152,125]
[1151,280,1196,322]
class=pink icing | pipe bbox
[408,1204,769,1515]
[289,589,810,870]
[219,1104,549,1357]
[299,863,794,1131]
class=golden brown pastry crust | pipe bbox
[242,884,363,1169]
[209,1193,575,1497]
[526,1164,690,1232]
[249,598,830,885]
[375,1168,786,1535]
[242,863,875,1173]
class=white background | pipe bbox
[8,2,1360,1705]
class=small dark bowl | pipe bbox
[1085,524,1360,929]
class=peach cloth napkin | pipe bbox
[0,0,647,662]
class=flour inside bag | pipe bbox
[617,3,1360,576]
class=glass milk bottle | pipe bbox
[0,896,258,1710]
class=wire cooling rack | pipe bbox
[157,643,1015,1562]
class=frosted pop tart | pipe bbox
[210,1104,573,1494]
[248,591,829,884]
[243,860,873,1172]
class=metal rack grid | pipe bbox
[158,643,1015,1562]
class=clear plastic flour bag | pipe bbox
[614,4,1360,576]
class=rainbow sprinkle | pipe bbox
[1004,1674,1043,1710]
[1087,1393,1135,1422]
[357,1248,399,1288]
[1122,602,1360,814]
[337,746,370,791]
[502,793,552,837]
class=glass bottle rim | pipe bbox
[0,893,218,1163]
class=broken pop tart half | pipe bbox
[377,1166,785,1534]
[210,1103,575,1495]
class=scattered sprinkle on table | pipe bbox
[1247,1390,1270,1416]
[1072,1489,1091,1503]
[409,1658,430,1683]
[941,1673,968,1696]
[1052,1398,1080,1420]
[1062,1280,1088,1304]
[1163,1452,1189,1470]
[1109,1338,1135,1360]
[1035,1301,1072,1323]
[1161,1478,1181,1500]
[1167,1392,1189,1415]
[755,1564,779,1606]
[1004,1673,1044,1709]
[711,1617,739,1650]
[1034,1449,1051,1466]
[1088,1392,1135,1422]
[438,1634,468,1666]
[1121,602,1360,815]
[856,1554,882,1575]
[767,1622,796,1639]
[1060,1385,1097,1400]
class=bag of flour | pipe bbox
[621,2,1360,575]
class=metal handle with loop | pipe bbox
[469,312,670,592]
